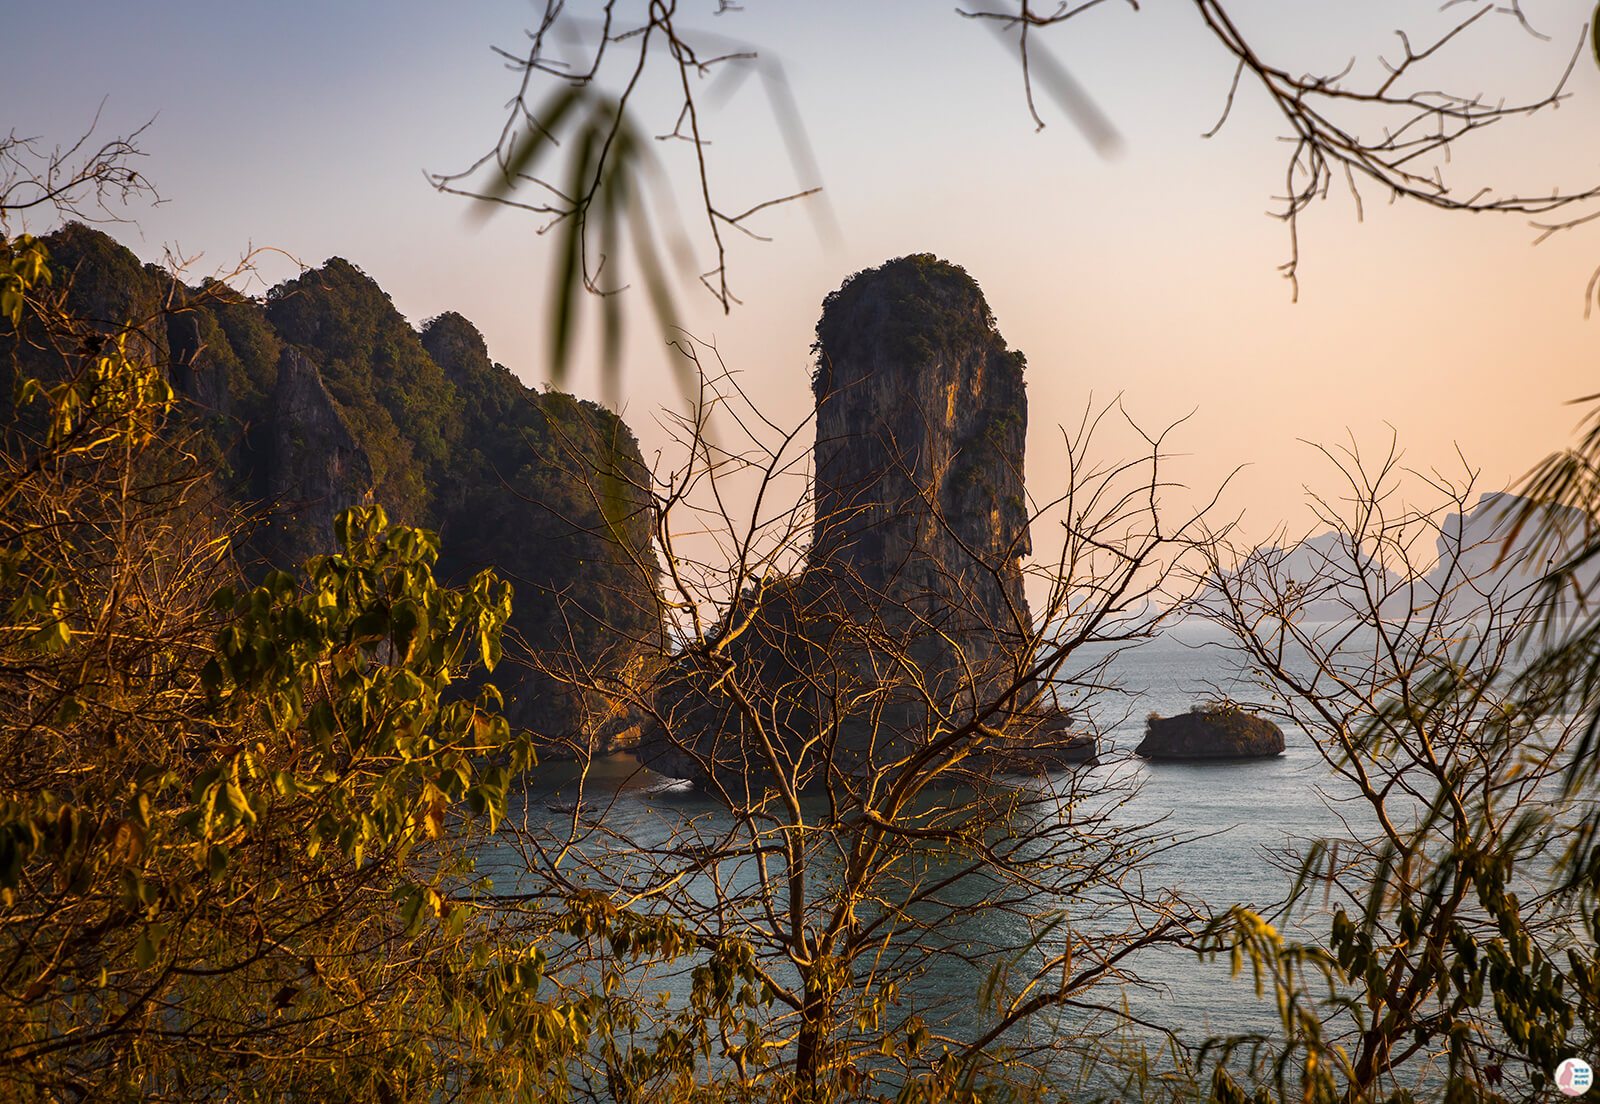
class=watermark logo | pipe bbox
[1556,1057,1594,1097]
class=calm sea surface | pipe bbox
[490,619,1371,1078]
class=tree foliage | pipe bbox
[1197,450,1600,1104]
[0,222,586,1102]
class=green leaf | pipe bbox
[483,85,586,203]
[549,118,602,382]
[598,143,626,400]
[1593,3,1600,72]
[134,924,169,969]
[398,884,427,937]
[627,176,688,398]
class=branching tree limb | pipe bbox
[442,0,1600,371]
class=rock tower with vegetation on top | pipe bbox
[810,254,1034,718]
[643,255,1048,786]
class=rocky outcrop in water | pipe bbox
[1136,705,1284,760]
[641,256,1063,788]
[988,709,1098,771]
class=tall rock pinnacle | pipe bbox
[641,255,1043,788]
[811,255,1033,712]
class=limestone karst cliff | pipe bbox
[642,255,1043,788]
[811,254,1034,716]
[6,225,661,755]
[261,346,374,564]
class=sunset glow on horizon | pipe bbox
[12,0,1600,549]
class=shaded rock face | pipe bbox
[505,654,656,761]
[1136,706,1284,760]
[811,256,1034,727]
[166,307,231,417]
[990,709,1097,772]
[262,347,373,562]
[416,311,663,760]
[641,573,839,790]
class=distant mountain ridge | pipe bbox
[1213,491,1598,624]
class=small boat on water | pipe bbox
[545,801,588,815]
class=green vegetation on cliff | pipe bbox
[10,225,661,749]
[812,254,1003,401]
[266,258,459,525]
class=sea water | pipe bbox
[488,619,1372,1085]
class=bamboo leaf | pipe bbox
[484,84,586,202]
[549,119,602,382]
[627,186,689,399]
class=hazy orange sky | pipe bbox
[12,0,1600,553]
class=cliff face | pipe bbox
[10,226,662,755]
[811,255,1033,717]
[262,346,374,562]
[265,259,460,528]
[642,256,1039,787]
[419,310,663,757]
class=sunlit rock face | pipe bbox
[810,254,1034,721]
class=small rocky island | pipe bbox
[1136,705,1285,760]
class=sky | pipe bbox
[11,0,1600,563]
